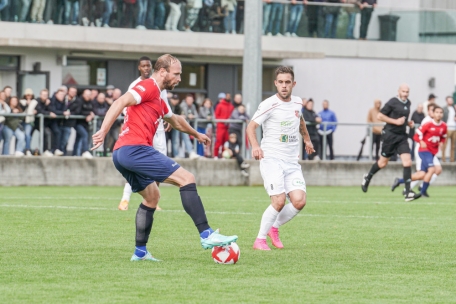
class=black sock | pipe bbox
[135,203,156,247]
[180,183,210,233]
[403,166,412,192]
[367,162,381,179]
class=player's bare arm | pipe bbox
[164,114,211,145]
[91,92,137,150]
[377,112,405,126]
[246,120,264,160]
[299,115,316,154]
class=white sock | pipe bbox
[272,203,300,228]
[410,180,420,189]
[121,183,132,202]
[257,205,279,239]
[429,173,438,184]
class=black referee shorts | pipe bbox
[380,130,410,158]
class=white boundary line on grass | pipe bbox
[0,204,433,220]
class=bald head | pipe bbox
[398,84,409,101]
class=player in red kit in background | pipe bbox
[213,93,234,158]
[392,106,447,198]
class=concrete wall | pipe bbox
[1,157,455,187]
[283,57,455,158]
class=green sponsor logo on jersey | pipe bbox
[280,121,293,127]
[280,134,289,142]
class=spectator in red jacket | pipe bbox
[213,93,234,158]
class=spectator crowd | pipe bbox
[0,0,377,39]
[1,83,456,163]
[0,85,252,163]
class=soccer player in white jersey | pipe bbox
[118,56,169,211]
[247,66,315,250]
[392,103,443,197]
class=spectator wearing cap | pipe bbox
[213,92,234,158]
[423,93,436,117]
[19,88,38,155]
[214,92,226,110]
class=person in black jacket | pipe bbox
[302,99,321,160]
[73,89,94,158]
[49,88,67,156]
[92,92,112,156]
[61,87,81,155]
[409,103,424,160]
[35,89,60,156]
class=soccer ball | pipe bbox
[222,150,232,159]
[211,242,240,264]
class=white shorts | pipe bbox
[260,157,306,196]
[414,144,440,171]
[153,130,167,156]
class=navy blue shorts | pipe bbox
[418,151,434,172]
[113,145,181,193]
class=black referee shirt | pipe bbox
[380,97,411,135]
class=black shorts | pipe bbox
[380,130,410,158]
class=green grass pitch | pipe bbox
[1,186,455,303]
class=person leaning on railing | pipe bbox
[35,88,58,157]
[19,88,38,156]
[49,88,68,156]
[2,97,26,156]
[0,91,11,148]
[73,89,94,158]
[197,97,214,156]
[302,98,321,160]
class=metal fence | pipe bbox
[2,113,421,161]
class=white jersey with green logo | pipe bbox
[252,94,303,161]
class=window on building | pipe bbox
[237,66,278,93]
[174,64,206,91]
[0,55,19,70]
[62,59,107,86]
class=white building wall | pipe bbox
[283,57,455,158]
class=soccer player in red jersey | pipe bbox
[392,106,447,198]
[91,54,238,261]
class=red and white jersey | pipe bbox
[114,78,173,150]
[413,120,447,155]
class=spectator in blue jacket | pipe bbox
[318,100,337,160]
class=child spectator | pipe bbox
[2,97,26,156]
[223,132,250,176]
[213,92,234,158]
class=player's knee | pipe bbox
[435,166,442,175]
[181,171,196,186]
[293,199,306,210]
[403,160,412,167]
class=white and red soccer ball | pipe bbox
[211,242,240,264]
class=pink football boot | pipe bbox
[253,238,271,250]
[267,227,284,249]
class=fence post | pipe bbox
[193,119,198,153]
[241,121,246,159]
[39,114,44,154]
[368,125,373,161]
[322,123,327,161]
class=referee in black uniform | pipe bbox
[361,84,421,202]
